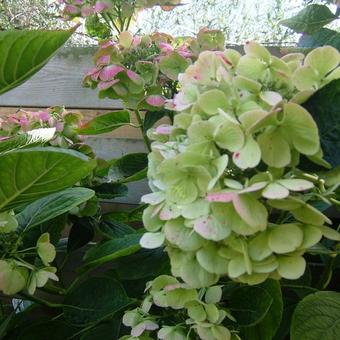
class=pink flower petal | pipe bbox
[64,5,79,14]
[155,125,172,135]
[81,5,94,17]
[206,192,237,202]
[132,36,142,47]
[96,54,110,66]
[98,79,120,90]
[94,1,111,13]
[38,111,50,121]
[100,40,114,49]
[99,65,124,81]
[127,70,140,82]
[146,95,165,107]
[159,42,174,54]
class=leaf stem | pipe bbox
[134,109,151,152]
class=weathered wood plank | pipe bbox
[0,46,284,109]
[0,47,122,109]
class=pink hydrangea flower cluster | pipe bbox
[0,107,83,145]
[59,0,111,18]
[83,32,195,109]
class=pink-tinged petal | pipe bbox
[81,5,94,17]
[96,54,110,66]
[206,192,237,202]
[98,79,120,90]
[132,36,142,47]
[177,45,192,58]
[164,283,182,291]
[74,0,84,4]
[100,40,114,49]
[64,5,79,14]
[55,121,64,132]
[159,42,174,54]
[38,111,50,122]
[215,51,233,66]
[155,124,172,135]
[127,70,139,81]
[94,1,111,13]
[0,136,10,141]
[8,115,19,124]
[146,95,165,107]
[99,64,124,81]
[19,117,29,127]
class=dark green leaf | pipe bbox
[82,233,142,268]
[241,280,283,340]
[16,187,94,231]
[110,248,170,280]
[97,220,136,239]
[78,111,130,135]
[303,79,340,167]
[80,319,121,340]
[94,183,128,200]
[64,277,131,326]
[280,4,337,34]
[0,147,96,212]
[229,285,273,327]
[0,29,74,94]
[298,28,340,49]
[143,110,167,133]
[17,321,77,340]
[291,291,340,340]
[67,217,95,252]
[112,153,148,178]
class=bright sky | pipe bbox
[134,0,324,44]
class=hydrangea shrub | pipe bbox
[121,43,340,339]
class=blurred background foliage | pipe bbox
[0,0,339,45]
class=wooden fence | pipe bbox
[0,46,283,204]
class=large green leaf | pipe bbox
[16,187,95,231]
[82,233,142,269]
[77,110,130,135]
[280,4,337,34]
[0,147,95,212]
[0,29,74,95]
[63,277,131,326]
[303,79,340,167]
[291,291,340,340]
[299,28,340,50]
[241,280,283,340]
[229,285,273,327]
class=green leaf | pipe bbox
[67,217,95,253]
[16,321,77,340]
[229,285,273,327]
[64,277,131,326]
[241,280,283,340]
[0,29,74,94]
[303,79,340,167]
[143,110,168,133]
[78,110,130,135]
[97,220,136,239]
[16,188,94,231]
[298,28,340,50]
[0,147,95,212]
[93,183,128,199]
[291,291,340,340]
[109,153,148,181]
[80,320,121,340]
[83,233,142,268]
[280,4,337,34]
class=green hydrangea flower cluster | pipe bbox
[0,212,58,295]
[121,275,235,340]
[139,42,340,287]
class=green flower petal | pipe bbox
[268,224,304,254]
[258,130,291,167]
[305,45,340,78]
[196,245,229,275]
[233,135,261,169]
[214,121,245,152]
[277,255,306,280]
